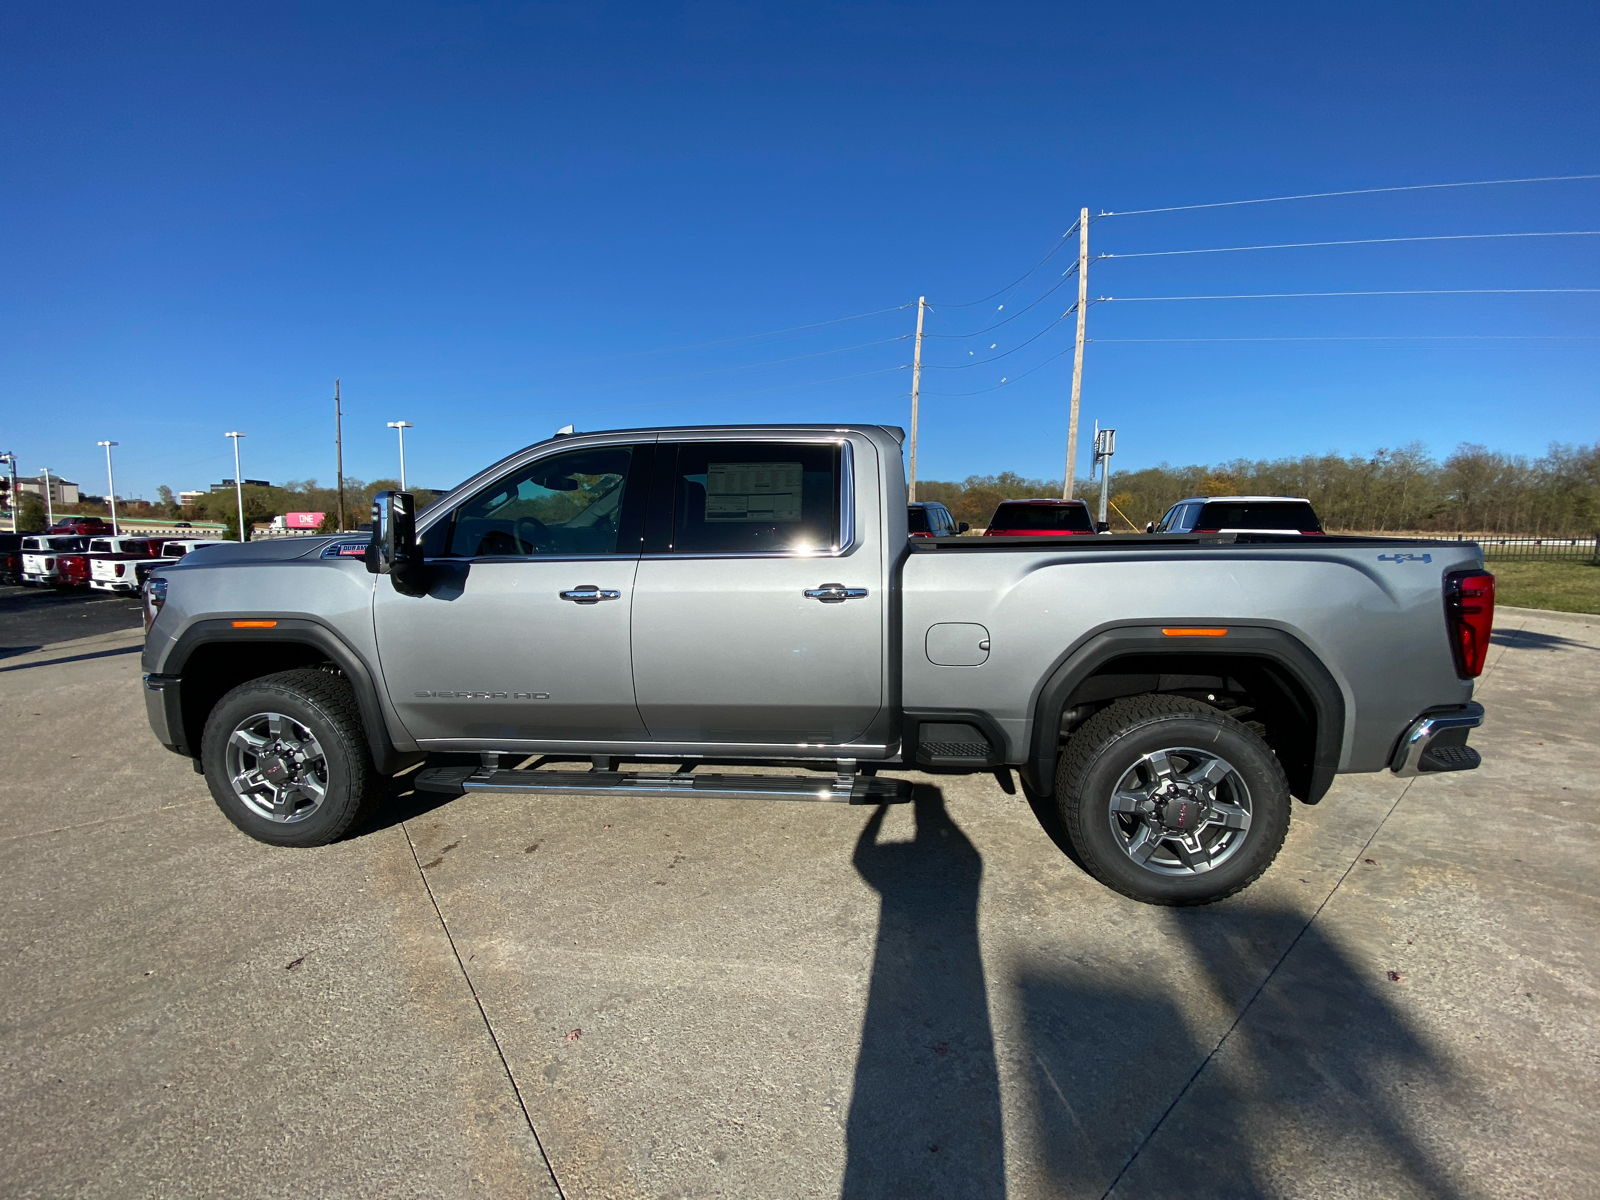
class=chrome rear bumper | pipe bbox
[1391,702,1484,777]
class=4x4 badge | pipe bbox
[1377,553,1432,563]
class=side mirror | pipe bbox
[1096,521,1111,533]
[1145,522,1156,534]
[365,491,430,595]
[958,522,970,534]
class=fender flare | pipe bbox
[1024,624,1346,803]
[163,618,411,773]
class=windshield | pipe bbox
[987,502,1094,532]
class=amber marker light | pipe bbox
[1161,627,1228,637]
[231,620,279,628]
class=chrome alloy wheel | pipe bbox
[224,712,329,823]
[1107,747,1253,876]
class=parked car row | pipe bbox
[909,495,1325,539]
[1,532,226,589]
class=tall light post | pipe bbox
[40,467,54,528]
[225,432,247,541]
[97,440,120,535]
[0,452,17,532]
[387,421,413,490]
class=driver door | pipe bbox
[374,441,654,746]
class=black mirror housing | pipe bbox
[1096,521,1111,533]
[958,522,970,533]
[365,491,429,595]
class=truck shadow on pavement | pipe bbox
[844,793,1470,1199]
[844,793,1006,1198]
[1015,909,1471,1200]
[1490,627,1597,652]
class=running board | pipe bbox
[412,766,914,805]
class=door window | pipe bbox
[652,442,843,555]
[443,445,640,558]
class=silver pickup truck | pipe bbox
[140,424,1492,905]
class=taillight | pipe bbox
[115,563,126,576]
[1444,571,1495,678]
[1193,528,1218,534]
[44,557,56,569]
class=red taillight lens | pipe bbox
[1444,571,1495,678]
[1193,528,1219,534]
[44,557,56,569]
[115,563,126,576]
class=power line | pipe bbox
[1093,334,1600,342]
[1099,288,1600,302]
[921,308,1076,369]
[921,346,1075,396]
[931,217,1081,308]
[1101,173,1600,218]
[921,262,1079,338]
[1102,230,1600,259]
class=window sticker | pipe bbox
[704,462,803,523]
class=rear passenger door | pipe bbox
[629,437,884,746]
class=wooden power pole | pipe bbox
[1064,208,1089,500]
[907,296,926,502]
[334,379,346,532]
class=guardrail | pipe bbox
[1334,532,1599,562]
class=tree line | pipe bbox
[918,442,1600,536]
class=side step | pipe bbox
[412,766,914,805]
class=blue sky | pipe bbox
[2,1,1596,500]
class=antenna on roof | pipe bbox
[554,424,576,437]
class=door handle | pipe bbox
[560,586,622,603]
[804,583,869,603]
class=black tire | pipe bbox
[200,668,386,847]
[1056,695,1290,906]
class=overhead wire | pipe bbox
[1093,334,1600,342]
[1098,288,1600,302]
[1102,230,1600,259]
[929,217,1081,309]
[1100,173,1600,218]
[921,262,1079,338]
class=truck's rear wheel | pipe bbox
[1055,695,1290,905]
[200,668,385,847]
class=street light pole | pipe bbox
[0,453,17,532]
[387,421,414,490]
[225,432,247,542]
[97,440,120,535]
[40,467,54,528]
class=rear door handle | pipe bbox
[560,586,622,603]
[804,583,869,603]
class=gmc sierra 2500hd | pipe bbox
[140,424,1491,905]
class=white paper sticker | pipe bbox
[704,462,803,522]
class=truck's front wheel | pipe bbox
[200,668,385,847]
[1055,695,1290,905]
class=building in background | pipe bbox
[178,490,206,507]
[17,475,81,506]
[211,478,272,491]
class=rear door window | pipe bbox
[651,441,843,555]
[988,502,1094,532]
[907,506,931,534]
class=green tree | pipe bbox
[18,491,47,532]
[155,485,180,518]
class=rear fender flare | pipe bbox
[1023,624,1346,804]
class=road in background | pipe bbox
[0,586,145,658]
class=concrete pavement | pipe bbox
[1,608,1596,1198]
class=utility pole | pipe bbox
[907,296,926,502]
[225,432,247,541]
[0,453,16,532]
[335,380,346,532]
[1093,423,1116,528]
[387,421,414,490]
[98,440,120,535]
[1064,208,1089,500]
[41,468,56,527]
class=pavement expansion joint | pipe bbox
[1098,776,1420,1199]
[400,819,570,1200]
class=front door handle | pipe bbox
[804,583,869,603]
[560,585,622,603]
